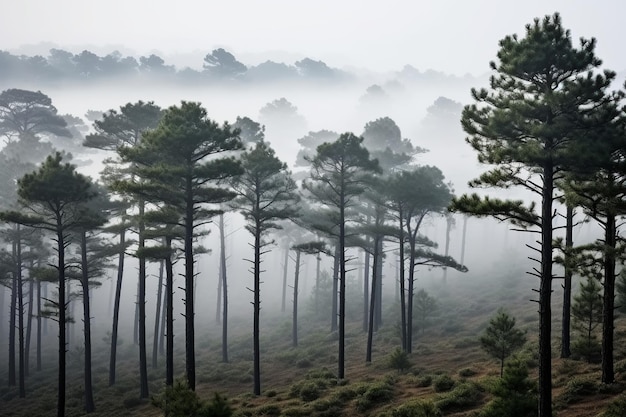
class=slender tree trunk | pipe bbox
[109,229,125,386]
[281,245,289,313]
[9,239,17,387]
[165,236,174,386]
[375,241,383,330]
[366,237,380,362]
[216,253,222,323]
[602,213,616,384]
[407,240,416,354]
[460,216,468,267]
[561,206,573,358]
[398,212,407,352]
[36,279,41,371]
[292,250,301,347]
[331,244,339,332]
[152,259,164,369]
[219,214,229,363]
[56,219,67,417]
[66,280,71,351]
[42,282,48,336]
[315,254,321,314]
[362,247,370,332]
[80,231,95,413]
[159,280,166,357]
[133,278,139,346]
[16,226,25,398]
[443,215,453,284]
[338,192,346,380]
[25,267,34,377]
[253,219,262,395]
[184,177,196,391]
[138,201,149,398]
[538,164,554,417]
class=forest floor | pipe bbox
[1,261,626,416]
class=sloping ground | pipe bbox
[2,261,626,416]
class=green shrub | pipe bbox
[355,381,394,411]
[555,377,598,408]
[256,404,281,416]
[151,380,232,417]
[391,399,442,417]
[458,368,477,377]
[602,394,626,417]
[296,358,312,368]
[415,375,433,387]
[435,382,483,412]
[432,375,455,392]
[479,360,536,417]
[281,406,311,417]
[388,347,412,372]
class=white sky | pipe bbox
[2,0,625,75]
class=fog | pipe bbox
[0,9,621,414]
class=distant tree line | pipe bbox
[0,48,352,85]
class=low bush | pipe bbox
[434,382,483,412]
[355,381,394,411]
[388,347,412,372]
[390,399,442,417]
[458,368,477,377]
[432,375,455,392]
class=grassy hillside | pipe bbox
[1,257,626,416]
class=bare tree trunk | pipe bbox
[219,215,229,363]
[152,260,164,369]
[109,229,125,386]
[80,231,95,413]
[56,218,67,417]
[253,219,262,395]
[138,201,149,398]
[460,216,467,267]
[443,215,453,284]
[538,164,554,417]
[366,237,381,363]
[362,248,370,332]
[315,254,321,314]
[8,239,16,387]
[36,279,41,371]
[25,266,34,377]
[165,237,174,386]
[602,213,616,384]
[16,226,25,398]
[561,206,573,358]
[374,241,383,330]
[331,244,339,332]
[281,246,289,313]
[292,250,301,347]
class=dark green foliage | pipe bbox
[479,359,537,417]
[555,377,598,408]
[414,289,438,335]
[388,347,411,372]
[480,309,526,377]
[571,277,603,363]
[390,400,442,417]
[458,368,477,377]
[432,375,455,392]
[434,382,483,412]
[602,395,626,417]
[152,380,232,417]
[355,380,394,411]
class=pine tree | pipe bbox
[1,153,96,417]
[571,277,603,362]
[480,309,527,377]
[118,101,242,391]
[450,14,614,416]
[303,133,380,380]
[230,140,298,395]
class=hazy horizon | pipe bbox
[4,1,626,76]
